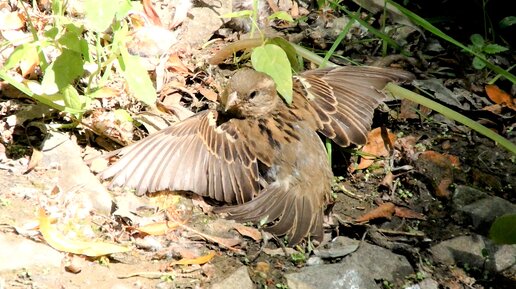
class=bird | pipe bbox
[100,66,414,245]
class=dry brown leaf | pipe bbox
[197,86,218,102]
[399,99,419,119]
[168,251,216,266]
[25,148,42,173]
[0,12,25,30]
[232,223,262,241]
[379,171,395,190]
[355,128,396,170]
[485,84,515,110]
[134,220,182,236]
[355,202,396,223]
[435,177,453,198]
[142,0,162,26]
[38,209,131,257]
[167,53,190,73]
[394,207,426,220]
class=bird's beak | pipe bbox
[224,91,239,112]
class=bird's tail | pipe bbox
[214,184,324,246]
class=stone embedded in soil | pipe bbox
[0,234,62,271]
[452,185,516,233]
[286,241,413,289]
[313,236,360,258]
[209,266,253,289]
[430,234,516,275]
[285,263,380,289]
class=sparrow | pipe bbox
[100,66,413,245]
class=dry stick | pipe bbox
[208,38,264,65]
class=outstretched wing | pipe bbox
[293,66,414,146]
[101,110,260,204]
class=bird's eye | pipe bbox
[249,91,258,99]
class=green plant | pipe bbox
[467,34,508,70]
[0,0,156,123]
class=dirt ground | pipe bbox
[1,0,515,289]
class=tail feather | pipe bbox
[214,184,324,245]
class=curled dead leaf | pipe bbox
[38,209,131,257]
[168,251,216,266]
[355,202,396,223]
[485,84,515,110]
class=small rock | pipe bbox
[460,196,516,232]
[430,234,516,275]
[0,234,62,271]
[452,185,488,208]
[314,236,359,258]
[341,241,414,282]
[404,278,439,289]
[285,263,380,289]
[210,266,253,289]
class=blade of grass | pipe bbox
[320,18,355,68]
[387,0,516,84]
[386,83,516,155]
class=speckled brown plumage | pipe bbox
[101,66,413,245]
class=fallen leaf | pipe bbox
[169,251,216,266]
[134,220,182,236]
[142,0,162,26]
[394,207,427,220]
[355,128,396,170]
[232,223,262,241]
[485,84,515,110]
[0,12,25,30]
[197,85,218,102]
[355,202,396,223]
[399,99,419,119]
[435,177,453,197]
[25,148,42,173]
[38,209,131,257]
[167,53,190,73]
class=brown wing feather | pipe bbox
[101,110,260,204]
[293,66,414,146]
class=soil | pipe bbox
[1,1,515,289]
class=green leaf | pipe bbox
[267,37,301,72]
[489,214,516,244]
[44,27,59,39]
[62,84,86,116]
[84,0,119,32]
[2,44,37,71]
[118,47,156,105]
[41,49,84,94]
[58,24,86,54]
[251,44,293,104]
[220,10,253,18]
[268,11,294,22]
[483,44,509,54]
[469,34,484,47]
[114,109,133,122]
[472,56,486,70]
[499,16,516,28]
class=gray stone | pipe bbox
[452,185,488,208]
[314,236,359,258]
[404,278,439,289]
[286,241,414,289]
[210,266,253,289]
[460,196,516,232]
[342,241,414,282]
[0,234,62,271]
[40,131,113,215]
[430,234,516,275]
[285,263,380,289]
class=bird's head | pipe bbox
[221,69,279,118]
